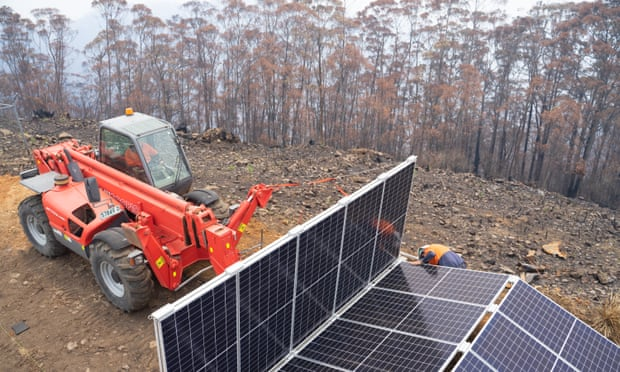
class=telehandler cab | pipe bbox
[18,109,272,311]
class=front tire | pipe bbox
[18,195,67,257]
[90,241,154,312]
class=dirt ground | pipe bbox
[0,118,618,371]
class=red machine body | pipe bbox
[21,134,271,309]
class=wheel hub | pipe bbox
[26,215,47,246]
[100,261,125,298]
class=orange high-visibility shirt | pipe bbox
[421,244,451,265]
[124,143,157,167]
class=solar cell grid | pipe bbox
[296,208,345,288]
[454,352,496,372]
[370,215,406,278]
[379,161,415,223]
[334,240,375,308]
[279,357,344,372]
[552,359,579,372]
[298,319,389,370]
[397,297,485,343]
[359,332,456,371]
[157,275,237,371]
[238,238,297,334]
[428,269,508,305]
[499,280,575,353]
[375,261,450,295]
[470,313,558,371]
[341,288,423,329]
[202,344,237,372]
[293,270,338,344]
[240,303,293,371]
[560,318,620,372]
[339,184,383,260]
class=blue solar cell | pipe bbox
[239,238,297,335]
[500,280,575,353]
[341,288,423,329]
[240,303,293,371]
[298,319,390,370]
[293,270,338,344]
[159,314,181,370]
[296,208,345,289]
[370,215,405,277]
[429,269,507,305]
[279,357,343,371]
[380,162,415,224]
[560,318,620,372]
[340,184,383,260]
[472,313,558,371]
[159,276,237,371]
[201,345,237,372]
[360,332,456,371]
[454,352,495,372]
[376,262,450,295]
[335,240,374,308]
[552,359,579,372]
[397,297,485,343]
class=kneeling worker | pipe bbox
[413,244,466,269]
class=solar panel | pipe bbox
[455,280,620,372]
[238,237,297,371]
[341,288,423,330]
[560,312,620,371]
[376,261,450,295]
[428,269,509,305]
[498,281,574,353]
[396,297,485,343]
[153,274,237,371]
[152,153,619,372]
[297,319,390,370]
[467,313,559,371]
[335,182,383,308]
[151,156,417,372]
[360,332,456,371]
[376,261,509,306]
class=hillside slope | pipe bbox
[0,117,617,370]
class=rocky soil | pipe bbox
[0,117,618,371]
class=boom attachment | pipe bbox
[18,110,274,311]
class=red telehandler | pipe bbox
[18,109,272,311]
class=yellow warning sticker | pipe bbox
[226,242,230,249]
[238,223,247,233]
[209,247,213,253]
[156,256,165,269]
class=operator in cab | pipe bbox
[124,142,158,167]
[412,244,467,269]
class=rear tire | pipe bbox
[18,195,67,257]
[90,241,154,312]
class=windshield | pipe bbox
[137,129,191,189]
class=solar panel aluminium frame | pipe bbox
[151,155,417,372]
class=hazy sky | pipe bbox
[4,0,563,22]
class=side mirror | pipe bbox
[84,177,101,203]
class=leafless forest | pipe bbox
[0,0,618,208]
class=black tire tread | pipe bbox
[18,194,67,257]
[91,241,154,312]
